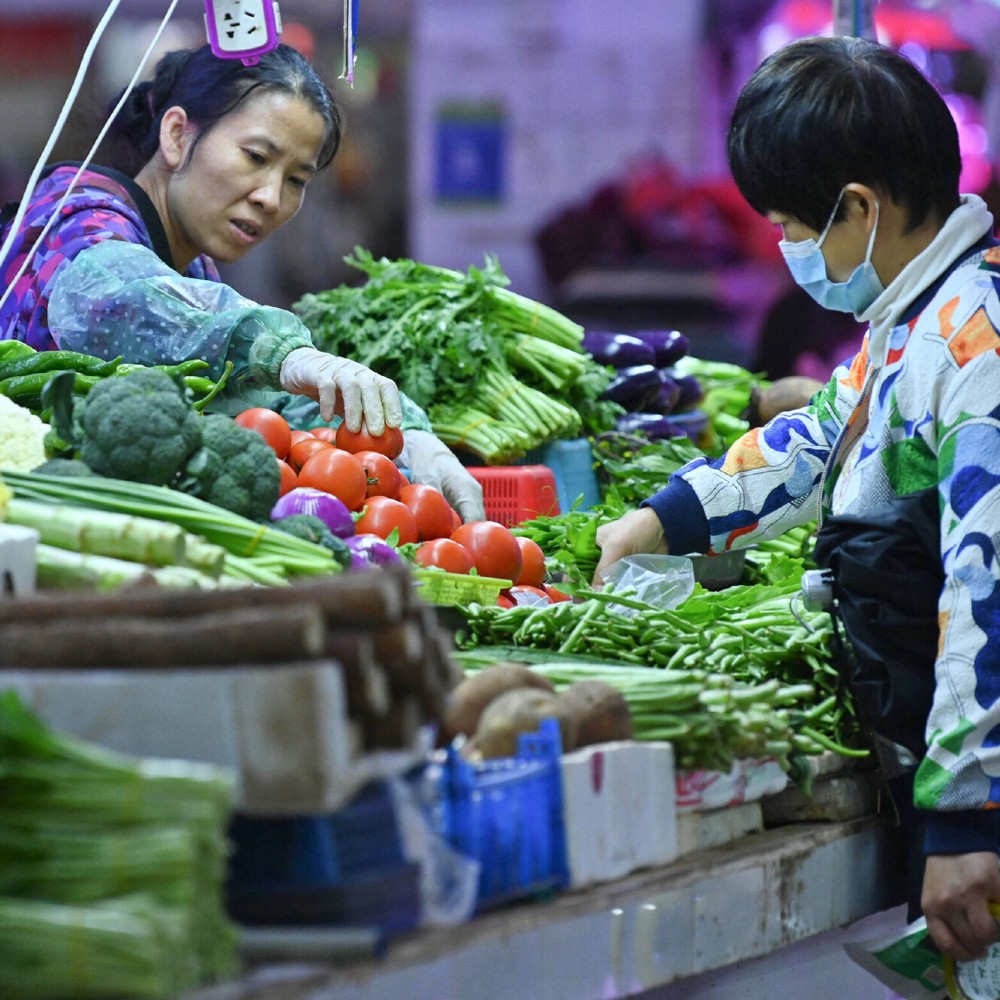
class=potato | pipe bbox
[439,662,555,745]
[473,687,578,759]
[746,376,825,426]
[558,680,633,748]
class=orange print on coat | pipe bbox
[938,609,949,658]
[721,428,768,475]
[982,247,1000,265]
[840,338,869,392]
[949,306,1000,367]
[937,296,959,341]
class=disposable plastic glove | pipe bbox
[279,347,403,434]
[399,429,486,523]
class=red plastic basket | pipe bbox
[467,465,560,527]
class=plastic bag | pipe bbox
[599,553,695,617]
[843,914,950,999]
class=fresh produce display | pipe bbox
[293,249,617,463]
[0,690,236,999]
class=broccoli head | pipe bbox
[180,413,280,521]
[77,368,202,485]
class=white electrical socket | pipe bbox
[205,0,282,65]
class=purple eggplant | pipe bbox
[601,364,662,409]
[581,331,656,368]
[641,369,682,414]
[672,373,704,412]
[631,329,691,367]
[616,412,683,439]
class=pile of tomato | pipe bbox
[235,407,570,607]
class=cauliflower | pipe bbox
[179,413,280,521]
[0,473,10,521]
[0,395,49,472]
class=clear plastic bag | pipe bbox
[600,553,695,616]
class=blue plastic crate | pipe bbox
[227,780,406,890]
[522,438,601,512]
[435,719,569,911]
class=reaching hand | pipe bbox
[591,506,668,588]
[922,853,1000,961]
[398,429,486,523]
[279,347,402,434]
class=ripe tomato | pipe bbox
[514,536,547,587]
[496,591,515,609]
[399,483,454,541]
[297,448,368,510]
[277,458,297,497]
[335,422,405,460]
[354,496,418,544]
[450,507,462,531]
[235,407,292,460]
[353,450,402,500]
[308,425,339,444]
[450,520,522,582]
[289,429,314,448]
[544,584,572,603]
[288,437,333,473]
[413,537,475,575]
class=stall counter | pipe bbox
[179,814,903,1000]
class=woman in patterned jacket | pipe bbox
[594,35,1000,962]
[0,42,484,519]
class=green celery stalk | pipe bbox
[35,545,218,591]
[6,498,186,567]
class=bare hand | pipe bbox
[922,853,1000,961]
[591,506,668,588]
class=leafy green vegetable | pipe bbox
[592,432,704,508]
[294,249,615,460]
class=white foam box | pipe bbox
[675,801,765,859]
[560,740,677,889]
[2,660,381,815]
[0,524,38,598]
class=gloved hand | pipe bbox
[399,429,486,523]
[279,347,403,434]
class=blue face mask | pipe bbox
[778,189,883,315]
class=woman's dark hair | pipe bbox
[105,43,342,176]
[726,36,961,233]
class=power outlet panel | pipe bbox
[205,0,282,64]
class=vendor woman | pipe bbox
[0,42,484,521]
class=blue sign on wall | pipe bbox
[433,102,506,204]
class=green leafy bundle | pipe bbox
[294,249,615,462]
[0,690,237,997]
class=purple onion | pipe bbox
[270,487,355,538]
[345,533,403,571]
